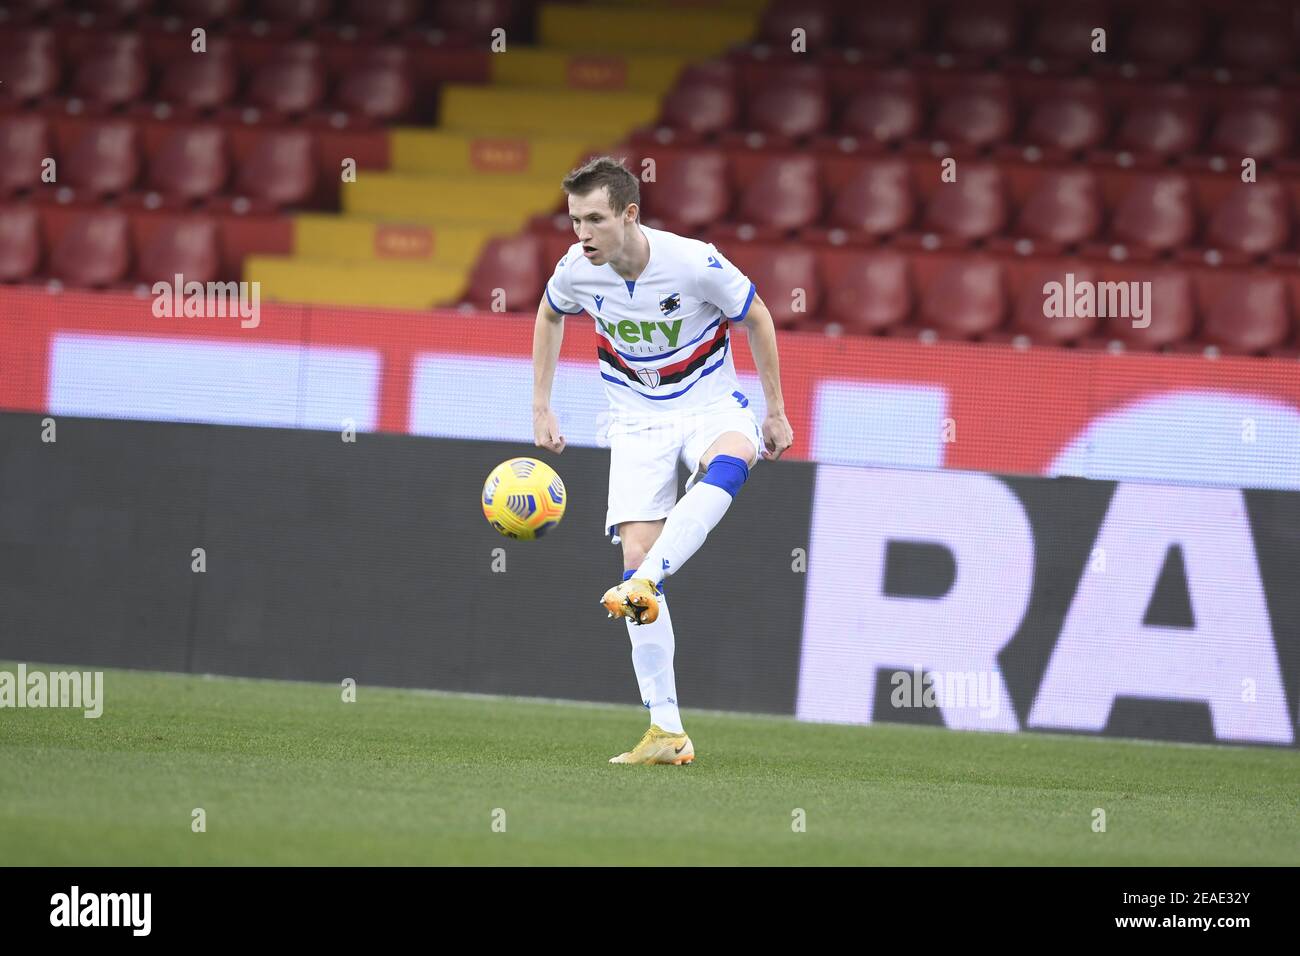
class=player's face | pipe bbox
[569,188,632,266]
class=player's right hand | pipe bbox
[533,406,566,453]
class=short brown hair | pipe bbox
[561,156,640,217]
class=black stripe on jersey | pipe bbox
[596,332,728,387]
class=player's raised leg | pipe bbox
[606,518,693,763]
[630,429,759,589]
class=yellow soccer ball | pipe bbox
[482,457,567,540]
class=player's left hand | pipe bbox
[761,410,794,461]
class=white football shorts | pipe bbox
[604,401,763,543]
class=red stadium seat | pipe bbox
[744,84,829,141]
[1030,2,1112,62]
[147,127,230,204]
[233,129,316,208]
[1218,9,1295,71]
[641,151,730,231]
[173,0,245,18]
[258,0,332,22]
[0,115,51,195]
[1209,97,1292,162]
[1104,270,1195,349]
[0,30,61,102]
[844,0,927,52]
[1109,174,1196,252]
[837,75,922,145]
[1204,182,1291,257]
[922,165,1008,242]
[818,248,912,333]
[463,234,542,310]
[63,122,141,198]
[1023,87,1109,154]
[827,158,914,237]
[1126,5,1206,66]
[345,0,423,29]
[51,210,131,286]
[1199,272,1291,353]
[1014,168,1102,246]
[930,82,1014,149]
[940,0,1019,57]
[248,57,326,116]
[71,34,148,109]
[655,81,738,139]
[91,0,152,15]
[724,244,819,327]
[733,155,822,234]
[919,258,1007,337]
[0,206,42,282]
[431,0,521,33]
[1114,94,1202,158]
[157,41,238,113]
[758,0,836,49]
[1011,263,1101,344]
[136,218,222,285]
[336,57,415,122]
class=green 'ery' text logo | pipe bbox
[598,318,682,346]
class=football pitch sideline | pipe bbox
[1,665,1296,866]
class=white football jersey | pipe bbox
[545,224,757,423]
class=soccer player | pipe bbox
[532,156,794,765]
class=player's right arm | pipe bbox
[533,295,567,453]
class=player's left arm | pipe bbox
[738,294,795,461]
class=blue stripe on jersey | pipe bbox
[546,286,584,316]
[728,282,757,322]
[598,317,722,363]
[599,339,730,400]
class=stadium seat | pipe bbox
[1014,168,1102,246]
[744,83,829,141]
[63,122,141,198]
[724,243,819,327]
[1125,5,1206,66]
[70,34,148,109]
[0,30,61,103]
[345,0,424,29]
[336,56,416,123]
[258,0,332,22]
[1030,1,1112,62]
[655,78,738,139]
[1023,86,1109,154]
[1208,97,1292,162]
[0,205,42,282]
[1011,263,1100,344]
[818,248,912,333]
[758,0,836,49]
[1204,181,1291,258]
[1114,94,1202,158]
[1199,272,1291,353]
[1104,270,1195,349]
[248,55,326,116]
[233,129,316,208]
[136,217,221,285]
[173,0,245,19]
[50,210,132,286]
[0,115,51,196]
[918,257,1007,337]
[463,234,542,311]
[1109,174,1196,252]
[431,0,522,33]
[732,155,822,235]
[1218,9,1295,71]
[641,151,730,231]
[930,82,1014,150]
[844,1,927,52]
[826,159,914,237]
[921,165,1007,242]
[147,127,230,204]
[837,74,923,145]
[940,0,1019,57]
[157,40,238,113]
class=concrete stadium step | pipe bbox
[389,130,597,178]
[246,256,468,309]
[487,48,689,95]
[438,85,661,138]
[343,172,562,228]
[293,215,497,271]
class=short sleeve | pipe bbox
[544,252,584,315]
[698,244,757,322]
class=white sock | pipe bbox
[627,592,683,733]
[634,482,734,585]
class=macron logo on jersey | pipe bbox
[593,294,604,312]
[706,255,723,269]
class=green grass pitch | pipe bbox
[2,664,1296,865]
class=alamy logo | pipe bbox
[152,274,261,329]
[1042,272,1152,329]
[890,667,1000,720]
[0,665,102,718]
[50,886,151,936]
